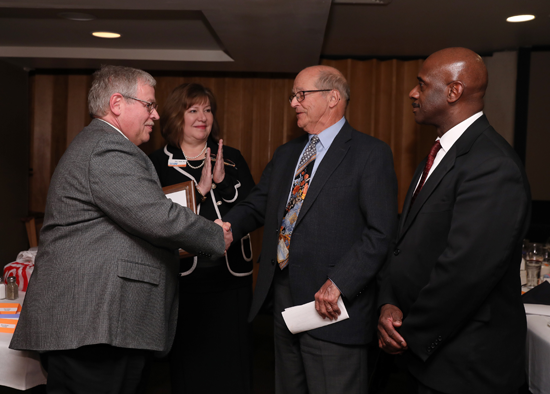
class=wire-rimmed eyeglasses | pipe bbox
[123,95,159,114]
[288,90,332,104]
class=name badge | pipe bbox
[168,159,187,167]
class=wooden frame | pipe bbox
[162,180,197,214]
[163,180,197,259]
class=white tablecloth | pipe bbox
[526,312,550,394]
[0,292,47,390]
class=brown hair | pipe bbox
[160,83,220,147]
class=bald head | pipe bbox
[291,65,349,134]
[427,47,488,102]
[409,47,488,135]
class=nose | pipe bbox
[409,86,419,100]
[150,108,160,121]
[198,110,207,121]
[290,96,299,108]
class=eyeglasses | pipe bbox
[123,95,158,114]
[288,89,332,104]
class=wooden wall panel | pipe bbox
[30,75,53,213]
[322,58,436,208]
[66,75,91,148]
[29,62,432,286]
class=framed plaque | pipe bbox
[163,180,197,259]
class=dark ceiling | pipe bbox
[0,0,549,73]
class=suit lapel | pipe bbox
[398,114,492,241]
[294,123,352,228]
[397,160,425,236]
[400,150,456,238]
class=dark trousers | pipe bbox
[273,267,369,394]
[41,344,150,394]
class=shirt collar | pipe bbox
[309,116,345,150]
[96,118,129,140]
[438,111,483,152]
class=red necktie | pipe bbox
[410,140,441,206]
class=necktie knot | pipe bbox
[298,136,320,168]
[428,140,442,163]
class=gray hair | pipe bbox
[315,69,350,105]
[88,65,156,117]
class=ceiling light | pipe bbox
[92,32,121,39]
[58,12,96,21]
[506,14,535,23]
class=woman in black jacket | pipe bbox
[149,83,254,394]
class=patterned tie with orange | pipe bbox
[277,136,320,269]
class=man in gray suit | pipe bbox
[225,65,397,393]
[10,65,232,393]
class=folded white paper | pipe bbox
[282,297,349,334]
[524,303,550,317]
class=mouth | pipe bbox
[411,103,420,112]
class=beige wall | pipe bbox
[483,51,518,147]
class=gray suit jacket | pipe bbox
[10,119,225,354]
[225,121,398,345]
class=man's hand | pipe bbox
[214,219,232,252]
[314,279,341,321]
[378,304,408,354]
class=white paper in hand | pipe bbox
[281,297,349,334]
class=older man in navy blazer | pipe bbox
[378,48,531,394]
[225,65,397,393]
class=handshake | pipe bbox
[214,219,233,252]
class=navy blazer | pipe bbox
[379,115,531,393]
[225,121,398,345]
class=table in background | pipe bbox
[526,312,550,394]
[0,292,46,390]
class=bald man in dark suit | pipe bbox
[378,48,531,394]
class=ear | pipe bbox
[110,93,124,116]
[328,89,341,109]
[447,81,464,103]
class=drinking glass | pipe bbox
[526,243,544,288]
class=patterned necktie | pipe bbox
[410,140,441,207]
[277,136,320,269]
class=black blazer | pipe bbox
[379,115,531,393]
[225,121,398,345]
[149,140,255,276]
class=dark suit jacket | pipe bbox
[379,115,531,394]
[10,119,225,354]
[149,140,256,276]
[225,121,397,345]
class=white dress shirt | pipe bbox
[414,111,484,192]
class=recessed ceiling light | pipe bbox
[506,14,535,23]
[92,32,121,39]
[58,12,96,21]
